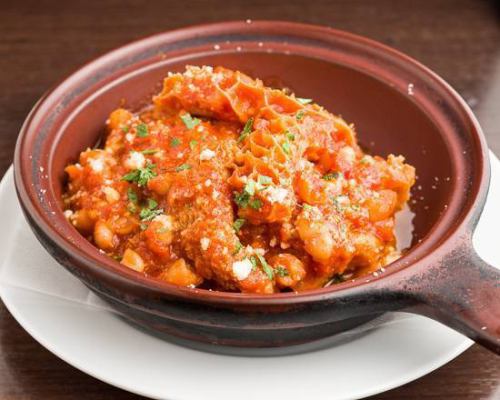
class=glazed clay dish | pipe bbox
[14,21,500,353]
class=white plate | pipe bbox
[1,152,500,400]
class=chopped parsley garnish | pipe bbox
[234,178,263,209]
[140,208,162,221]
[233,242,243,255]
[147,198,158,209]
[136,123,149,137]
[234,191,251,208]
[141,148,159,155]
[170,137,181,147]
[237,117,254,143]
[233,218,246,232]
[139,199,163,221]
[296,110,305,121]
[275,266,289,277]
[127,203,137,213]
[249,198,262,210]
[323,171,341,181]
[180,113,201,129]
[127,188,138,203]
[256,254,274,280]
[122,126,129,133]
[302,204,313,211]
[285,131,295,141]
[249,255,258,269]
[121,163,157,187]
[175,163,192,172]
[189,140,198,150]
[281,141,291,155]
[297,98,312,105]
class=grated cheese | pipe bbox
[102,186,120,203]
[200,237,210,251]
[200,149,216,161]
[265,186,288,203]
[152,214,173,230]
[232,259,253,280]
[88,157,104,172]
[124,151,145,170]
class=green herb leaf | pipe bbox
[275,266,289,277]
[235,179,263,209]
[122,126,129,133]
[302,204,313,211]
[189,140,198,150]
[296,110,305,121]
[232,242,243,255]
[233,218,246,232]
[237,117,254,143]
[141,148,159,155]
[249,256,258,269]
[234,191,251,208]
[285,131,295,141]
[127,188,138,203]
[175,163,192,172]
[170,137,181,147]
[140,206,163,221]
[323,172,341,181]
[121,163,157,187]
[249,198,262,210]
[297,98,312,105]
[256,254,274,280]
[127,203,137,213]
[281,141,291,155]
[147,198,158,209]
[180,113,201,130]
[136,123,149,137]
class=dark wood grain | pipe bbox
[1,0,499,399]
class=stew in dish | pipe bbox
[63,66,415,293]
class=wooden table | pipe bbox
[1,0,499,398]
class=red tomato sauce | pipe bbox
[63,66,415,294]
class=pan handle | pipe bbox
[399,238,500,354]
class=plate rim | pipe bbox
[0,285,473,400]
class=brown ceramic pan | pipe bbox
[13,21,500,354]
